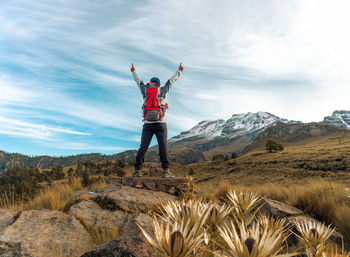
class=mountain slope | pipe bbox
[242,122,348,153]
[173,123,350,187]
[166,111,300,158]
[322,110,350,129]
[2,110,350,172]
[0,151,136,173]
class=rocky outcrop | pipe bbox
[0,182,345,257]
[99,184,177,213]
[71,184,162,257]
[122,177,189,195]
[258,198,304,217]
[0,209,17,235]
[70,199,126,234]
[0,209,95,257]
[81,213,156,257]
[323,110,350,129]
[257,198,343,247]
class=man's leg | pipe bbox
[155,123,173,177]
[134,124,154,176]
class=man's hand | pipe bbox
[130,63,135,72]
[179,62,184,72]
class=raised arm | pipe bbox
[130,63,146,98]
[161,63,184,96]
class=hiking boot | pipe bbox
[162,168,175,178]
[132,169,141,177]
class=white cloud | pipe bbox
[0,116,90,140]
[1,0,350,155]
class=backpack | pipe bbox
[142,82,168,121]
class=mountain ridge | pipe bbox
[1,110,349,172]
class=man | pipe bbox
[130,62,184,178]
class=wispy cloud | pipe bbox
[0,116,90,140]
[0,0,349,155]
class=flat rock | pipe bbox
[0,209,95,257]
[122,177,188,195]
[70,199,126,236]
[0,209,17,235]
[75,190,103,201]
[258,198,304,217]
[101,184,177,213]
[81,213,156,257]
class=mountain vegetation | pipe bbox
[1,111,350,173]
[0,160,128,208]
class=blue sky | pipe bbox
[1,0,350,156]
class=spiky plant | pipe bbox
[207,202,233,233]
[218,221,295,257]
[139,213,210,257]
[345,188,350,199]
[293,219,335,257]
[227,190,262,228]
[256,214,288,234]
[256,215,291,253]
[204,202,234,256]
[159,199,212,228]
[322,246,350,257]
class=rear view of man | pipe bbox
[130,63,184,178]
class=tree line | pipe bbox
[0,159,129,203]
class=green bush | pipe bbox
[265,138,284,153]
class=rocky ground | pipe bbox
[0,177,344,257]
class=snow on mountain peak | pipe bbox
[170,111,299,142]
[323,110,350,129]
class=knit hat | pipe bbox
[150,77,160,85]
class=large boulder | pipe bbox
[0,209,17,235]
[70,199,126,235]
[101,184,177,213]
[0,209,95,257]
[258,198,304,217]
[257,198,343,247]
[81,213,156,257]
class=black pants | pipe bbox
[134,123,170,170]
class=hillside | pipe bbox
[0,151,128,173]
[166,111,300,157]
[172,125,350,187]
[1,110,350,172]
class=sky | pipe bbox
[1,0,350,156]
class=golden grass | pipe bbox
[76,216,120,245]
[4,177,83,212]
[176,132,350,190]
[0,186,25,211]
[87,180,108,191]
[200,180,350,246]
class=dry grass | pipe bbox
[0,186,25,211]
[25,180,80,211]
[200,180,350,246]
[75,216,120,245]
[87,180,108,191]
[176,132,350,190]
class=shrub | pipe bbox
[212,154,225,161]
[81,170,90,187]
[265,138,284,153]
[231,152,238,159]
[115,167,126,177]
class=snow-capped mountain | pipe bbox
[170,111,300,143]
[322,110,350,129]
